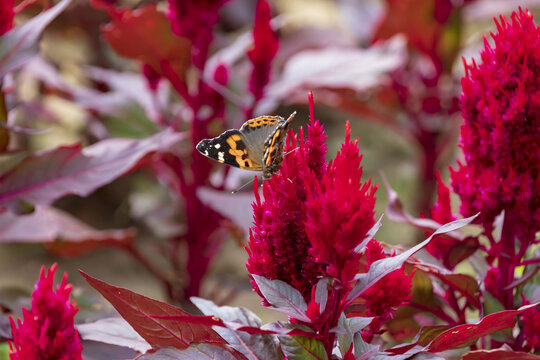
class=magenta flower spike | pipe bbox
[451,8,540,244]
[451,8,540,308]
[9,264,83,360]
[247,92,378,302]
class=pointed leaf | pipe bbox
[0,206,135,251]
[314,278,328,314]
[252,275,309,322]
[278,332,328,360]
[0,0,71,77]
[355,214,384,253]
[136,345,241,360]
[0,129,185,211]
[77,317,151,353]
[99,4,190,79]
[426,302,540,352]
[80,271,226,350]
[348,215,478,302]
[191,297,281,360]
[462,349,540,360]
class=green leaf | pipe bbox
[278,332,328,360]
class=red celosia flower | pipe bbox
[361,239,413,318]
[247,0,278,106]
[9,264,83,360]
[304,122,377,284]
[451,8,540,245]
[246,110,328,302]
[246,94,377,302]
[0,0,14,35]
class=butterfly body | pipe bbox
[196,112,296,180]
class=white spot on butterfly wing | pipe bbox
[218,152,225,162]
[214,143,221,149]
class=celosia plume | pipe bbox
[9,264,83,360]
[246,93,378,302]
[451,8,540,245]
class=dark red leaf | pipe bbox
[462,349,540,360]
[426,303,540,352]
[98,4,191,79]
[80,271,226,350]
[0,129,184,211]
[0,206,135,254]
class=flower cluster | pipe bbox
[246,113,328,302]
[451,8,540,244]
[246,94,378,303]
[9,264,83,360]
[361,240,413,318]
[0,0,14,35]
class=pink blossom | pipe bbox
[9,264,83,360]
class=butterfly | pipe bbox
[196,112,296,180]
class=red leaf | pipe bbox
[0,129,185,211]
[0,206,135,254]
[98,4,190,79]
[462,348,540,360]
[426,303,540,352]
[80,271,226,350]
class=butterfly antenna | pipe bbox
[283,147,299,157]
[231,177,257,194]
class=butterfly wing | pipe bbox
[196,129,263,171]
[262,112,296,179]
[238,115,285,162]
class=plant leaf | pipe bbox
[348,215,478,302]
[314,278,328,314]
[0,206,135,251]
[136,345,241,360]
[0,0,71,78]
[252,275,310,322]
[462,348,540,360]
[80,271,226,350]
[265,36,405,101]
[100,4,190,79]
[77,317,151,353]
[278,331,328,360]
[354,214,384,253]
[191,297,281,360]
[0,129,185,211]
[426,302,540,352]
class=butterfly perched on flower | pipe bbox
[196,112,296,180]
